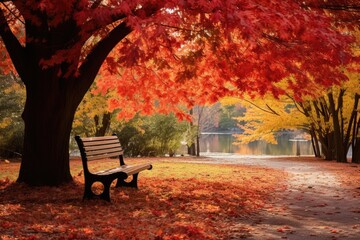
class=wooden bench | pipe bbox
[75,135,152,201]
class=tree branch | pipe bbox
[0,9,27,82]
[265,103,280,115]
[74,21,131,101]
[287,93,306,115]
[319,5,360,12]
[243,99,280,116]
[73,3,161,102]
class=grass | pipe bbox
[0,157,287,239]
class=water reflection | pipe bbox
[200,133,314,156]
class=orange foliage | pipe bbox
[0,158,287,239]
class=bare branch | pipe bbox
[0,8,27,82]
[286,93,306,115]
[319,5,360,12]
[242,99,280,116]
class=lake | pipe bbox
[198,132,314,156]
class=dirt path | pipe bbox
[185,155,360,239]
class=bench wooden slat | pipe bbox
[83,143,122,151]
[85,147,123,156]
[121,163,152,176]
[81,136,118,141]
[95,163,152,176]
[86,151,123,161]
[82,139,120,146]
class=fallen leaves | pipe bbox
[0,158,287,239]
[276,226,292,233]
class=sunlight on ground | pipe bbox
[0,157,287,239]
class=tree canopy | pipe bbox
[1,1,355,106]
[0,0,357,185]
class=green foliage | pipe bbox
[0,75,25,158]
[71,86,189,157]
[218,104,245,131]
[115,114,187,157]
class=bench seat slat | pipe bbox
[86,151,123,161]
[81,136,118,141]
[119,163,152,175]
[95,163,152,176]
[85,147,123,156]
[82,139,120,146]
[122,163,152,176]
[83,143,122,151]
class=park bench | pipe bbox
[75,135,152,201]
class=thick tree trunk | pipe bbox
[17,80,78,186]
[320,132,336,160]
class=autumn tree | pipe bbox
[232,95,307,144]
[233,71,359,163]
[290,71,359,163]
[72,83,115,137]
[0,0,354,185]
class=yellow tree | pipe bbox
[228,95,314,154]
[72,83,116,137]
[231,69,359,162]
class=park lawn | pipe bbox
[0,157,287,239]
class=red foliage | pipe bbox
[0,159,287,239]
[94,0,356,119]
[0,0,356,119]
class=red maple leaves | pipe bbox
[0,0,356,119]
[0,158,288,239]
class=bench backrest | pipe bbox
[75,135,125,173]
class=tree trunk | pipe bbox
[94,112,111,137]
[310,128,321,157]
[188,143,196,156]
[17,79,78,186]
[328,92,347,162]
[352,137,360,163]
[350,94,359,163]
[196,134,200,156]
[319,131,336,160]
[352,116,359,163]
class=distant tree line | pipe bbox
[1,76,240,158]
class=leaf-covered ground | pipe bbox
[196,156,360,239]
[0,157,287,240]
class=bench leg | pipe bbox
[83,179,112,202]
[116,173,139,188]
[83,180,97,200]
[99,180,112,201]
